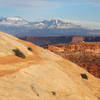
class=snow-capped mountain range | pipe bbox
[0,16,100,36]
[0,17,30,26]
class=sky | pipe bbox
[0,0,100,29]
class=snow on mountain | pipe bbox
[0,17,82,28]
[7,17,23,21]
[36,19,82,29]
[0,17,29,26]
[0,17,100,36]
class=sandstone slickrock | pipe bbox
[0,32,100,100]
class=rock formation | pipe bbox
[65,42,100,53]
[0,32,100,100]
[48,42,100,53]
[47,42,100,78]
[18,35,100,46]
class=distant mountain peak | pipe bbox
[0,16,100,36]
[7,17,23,21]
[0,16,29,26]
[39,19,81,29]
[41,19,72,25]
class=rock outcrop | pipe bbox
[65,42,100,53]
[48,42,100,53]
[18,35,100,46]
[46,42,100,78]
[72,36,84,43]
[0,32,100,100]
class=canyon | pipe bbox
[18,36,100,46]
[46,42,100,78]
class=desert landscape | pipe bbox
[0,0,100,99]
[0,32,100,100]
[19,35,100,46]
[45,42,100,78]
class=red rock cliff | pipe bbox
[46,42,100,78]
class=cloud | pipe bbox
[64,0,100,2]
[0,0,60,10]
[0,0,100,10]
[67,19,100,29]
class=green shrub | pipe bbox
[12,49,26,59]
[81,73,88,80]
[28,47,33,51]
[51,91,56,96]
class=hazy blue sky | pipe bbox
[0,0,100,28]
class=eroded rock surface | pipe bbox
[0,32,100,100]
[47,42,100,78]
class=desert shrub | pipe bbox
[12,49,26,59]
[81,73,88,80]
[28,47,33,51]
[51,91,56,96]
